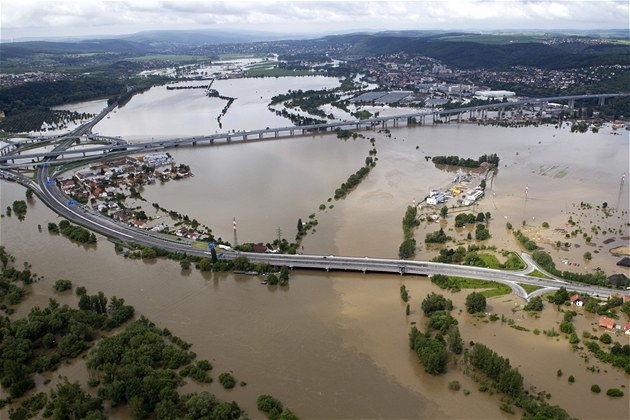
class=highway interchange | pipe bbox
[1,94,628,301]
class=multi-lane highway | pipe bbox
[3,95,628,300]
[2,93,628,169]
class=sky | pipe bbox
[1,0,628,41]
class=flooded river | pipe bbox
[2,122,629,419]
[1,78,629,418]
[93,76,340,141]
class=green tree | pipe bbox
[448,325,463,354]
[440,206,448,218]
[606,388,624,397]
[199,258,213,272]
[297,218,303,232]
[524,296,544,311]
[267,273,279,285]
[399,238,416,259]
[47,379,104,419]
[584,252,592,260]
[141,247,156,259]
[421,293,453,315]
[599,333,612,344]
[53,279,72,292]
[426,311,458,334]
[232,256,251,271]
[219,372,236,389]
[210,247,218,263]
[279,266,290,286]
[465,292,487,314]
[257,394,284,417]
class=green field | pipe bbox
[527,269,552,280]
[218,53,265,61]
[245,68,319,77]
[125,55,210,63]
[446,276,512,298]
[471,252,526,271]
[518,283,545,294]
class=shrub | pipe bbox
[568,375,575,383]
[219,373,236,389]
[606,388,624,397]
[53,279,72,292]
[591,384,601,393]
[448,381,461,391]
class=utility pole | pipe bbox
[233,217,238,246]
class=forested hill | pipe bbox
[0,39,151,59]
[344,34,630,70]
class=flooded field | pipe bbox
[2,72,629,418]
[1,117,629,418]
[93,76,340,141]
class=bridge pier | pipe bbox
[259,133,263,139]
[598,97,605,106]
[274,131,279,138]
[568,99,575,111]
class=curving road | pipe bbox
[2,100,627,301]
[3,93,628,169]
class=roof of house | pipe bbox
[608,273,629,287]
[252,244,268,253]
[616,257,630,267]
[569,294,583,302]
[625,322,630,331]
[599,316,616,329]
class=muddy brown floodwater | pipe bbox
[1,121,628,419]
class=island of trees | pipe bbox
[431,153,500,168]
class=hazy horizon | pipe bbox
[2,0,628,42]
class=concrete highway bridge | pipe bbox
[1,93,627,169]
[1,90,628,301]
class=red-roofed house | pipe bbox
[598,316,616,330]
[625,322,630,335]
[132,220,145,229]
[570,294,585,307]
[252,244,269,253]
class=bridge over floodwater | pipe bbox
[1,93,627,169]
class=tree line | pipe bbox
[399,205,419,259]
[431,153,500,168]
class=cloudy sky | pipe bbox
[1,0,628,41]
